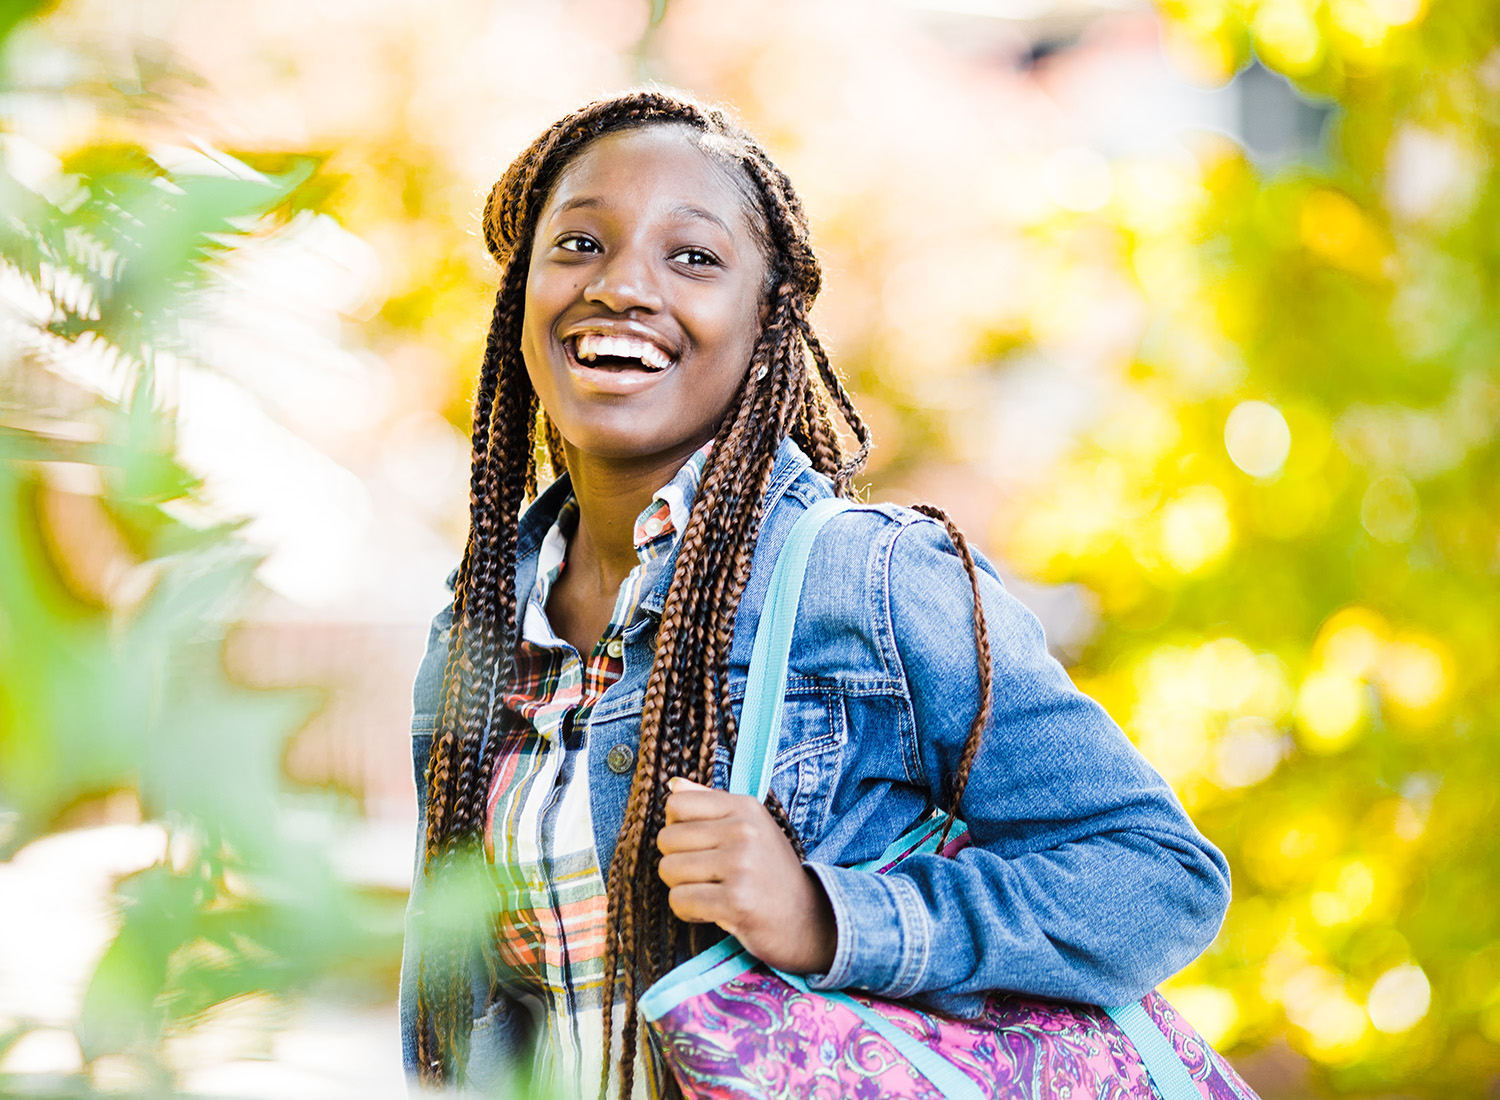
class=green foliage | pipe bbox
[0,20,396,1100]
[0,0,53,46]
[0,140,313,378]
[1004,0,1500,1094]
[0,140,317,844]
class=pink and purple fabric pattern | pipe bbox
[649,982,1258,1100]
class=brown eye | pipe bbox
[671,247,718,267]
[558,234,599,253]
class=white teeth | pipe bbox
[574,333,672,371]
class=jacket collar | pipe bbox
[513,473,576,623]
[638,437,811,617]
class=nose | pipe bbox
[583,245,663,314]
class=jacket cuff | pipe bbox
[801,862,931,997]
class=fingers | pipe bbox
[656,818,735,855]
[663,776,749,825]
[665,873,823,964]
[664,878,791,928]
[656,848,725,887]
[665,882,728,926]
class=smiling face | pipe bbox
[520,125,771,473]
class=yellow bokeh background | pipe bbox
[3,0,1498,1096]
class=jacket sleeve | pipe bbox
[804,514,1231,1013]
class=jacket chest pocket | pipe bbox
[717,679,847,847]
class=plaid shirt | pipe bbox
[484,444,710,1099]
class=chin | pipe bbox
[554,419,710,466]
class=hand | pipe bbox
[656,776,837,974]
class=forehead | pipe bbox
[541,126,761,239]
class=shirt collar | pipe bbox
[520,498,576,647]
[521,441,715,646]
[630,440,713,554]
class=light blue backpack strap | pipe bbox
[640,937,759,1022]
[729,497,852,801]
[1105,1000,1203,1100]
[775,969,982,1100]
[853,811,970,872]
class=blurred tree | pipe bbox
[1002,0,1500,1094]
[8,0,1495,1096]
[0,3,399,1094]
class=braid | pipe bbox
[541,412,566,482]
[600,290,810,1097]
[800,319,870,493]
[792,381,841,482]
[731,152,871,492]
[911,504,993,847]
[415,246,537,1085]
[416,90,880,1096]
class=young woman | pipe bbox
[399,90,1232,1099]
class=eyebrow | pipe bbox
[553,195,734,237]
[667,202,732,236]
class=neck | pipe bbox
[561,439,706,592]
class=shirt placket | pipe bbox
[531,545,652,1019]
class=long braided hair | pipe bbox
[414,90,993,1098]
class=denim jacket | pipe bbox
[399,438,1232,1083]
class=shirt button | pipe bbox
[606,638,624,658]
[644,516,665,537]
[606,744,635,775]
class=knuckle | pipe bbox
[726,890,754,926]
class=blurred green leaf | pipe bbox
[0,13,385,1098]
[0,0,54,44]
[79,862,206,1059]
[0,144,315,371]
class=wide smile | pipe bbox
[562,330,679,394]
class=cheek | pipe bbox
[518,307,545,393]
[707,283,768,368]
[520,275,564,383]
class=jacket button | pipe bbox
[606,744,635,775]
